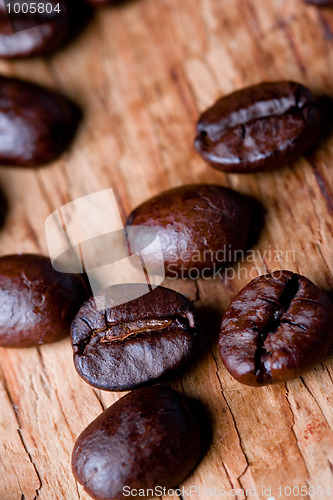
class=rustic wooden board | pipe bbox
[0,0,333,498]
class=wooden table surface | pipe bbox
[0,0,333,498]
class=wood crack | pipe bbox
[37,351,54,387]
[316,244,332,276]
[0,366,43,499]
[321,362,333,385]
[237,461,249,484]
[192,281,250,485]
[74,478,82,500]
[300,376,332,431]
[53,389,77,442]
[17,429,43,500]
[93,388,106,411]
[221,460,242,500]
[284,382,311,497]
[210,346,251,478]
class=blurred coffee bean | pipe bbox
[195,82,321,173]
[0,0,69,58]
[0,75,80,166]
[0,254,89,347]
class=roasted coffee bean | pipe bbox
[71,285,198,391]
[195,82,321,173]
[72,386,202,500]
[126,184,255,278]
[0,254,89,347]
[0,75,80,166]
[219,271,333,386]
[0,0,69,58]
[304,0,333,6]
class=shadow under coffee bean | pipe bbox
[71,284,199,391]
[219,270,333,386]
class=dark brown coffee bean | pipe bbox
[0,0,69,58]
[126,184,255,278]
[0,254,89,347]
[71,285,198,391]
[0,75,80,166]
[72,386,202,500]
[195,82,321,173]
[304,0,333,6]
[219,271,333,386]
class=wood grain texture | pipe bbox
[0,0,333,498]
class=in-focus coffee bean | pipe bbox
[126,184,256,278]
[72,386,202,500]
[195,82,321,173]
[71,285,198,391]
[219,271,333,386]
[0,0,69,58]
[0,75,80,166]
[0,254,89,347]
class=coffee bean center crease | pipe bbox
[74,314,194,355]
[254,274,301,377]
[100,318,174,343]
